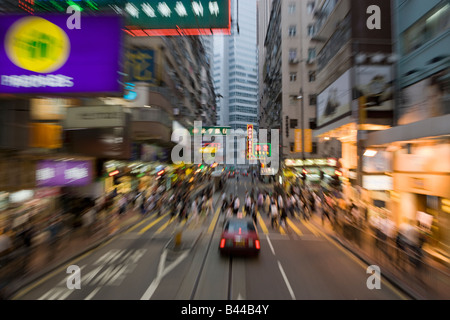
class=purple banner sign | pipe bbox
[36,160,92,187]
[0,14,123,94]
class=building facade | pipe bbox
[365,0,450,254]
[260,0,335,169]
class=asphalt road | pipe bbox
[12,175,409,301]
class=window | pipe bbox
[309,94,317,106]
[402,3,450,55]
[309,71,316,82]
[290,119,298,128]
[290,143,295,152]
[289,48,297,61]
[307,24,315,37]
[290,72,297,82]
[288,25,297,37]
[307,1,315,15]
[308,48,316,62]
[288,3,296,14]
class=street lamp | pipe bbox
[293,91,305,160]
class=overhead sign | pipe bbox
[122,0,231,36]
[36,160,93,187]
[29,1,231,36]
[0,15,123,94]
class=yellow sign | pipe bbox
[30,123,62,149]
[5,17,70,73]
[294,129,302,153]
[294,129,312,153]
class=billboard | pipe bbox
[317,69,352,128]
[30,1,231,36]
[0,15,123,94]
[36,160,93,187]
[118,0,231,36]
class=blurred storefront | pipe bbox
[365,119,450,254]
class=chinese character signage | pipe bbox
[253,143,271,159]
[0,15,123,94]
[247,124,254,160]
[123,0,231,36]
[36,160,93,187]
[124,48,157,83]
[190,126,230,135]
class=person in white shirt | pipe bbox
[233,197,240,216]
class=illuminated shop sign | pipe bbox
[36,160,93,187]
[0,15,123,94]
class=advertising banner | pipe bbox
[317,69,352,127]
[0,15,123,94]
[352,65,394,123]
[36,160,93,187]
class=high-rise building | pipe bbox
[214,0,259,132]
[260,0,331,165]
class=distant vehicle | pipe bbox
[242,170,248,176]
[228,171,235,178]
[219,217,260,257]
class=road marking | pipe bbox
[301,219,320,236]
[155,216,177,235]
[279,224,286,235]
[138,211,170,234]
[278,261,296,300]
[266,236,275,255]
[208,206,221,234]
[124,212,158,234]
[84,287,101,300]
[286,218,303,237]
[256,211,269,234]
[140,249,189,300]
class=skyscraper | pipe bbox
[214,0,259,133]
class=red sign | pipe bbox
[247,124,254,160]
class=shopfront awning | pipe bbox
[365,114,450,147]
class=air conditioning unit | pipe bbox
[289,58,299,64]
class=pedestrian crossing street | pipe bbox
[124,202,324,241]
